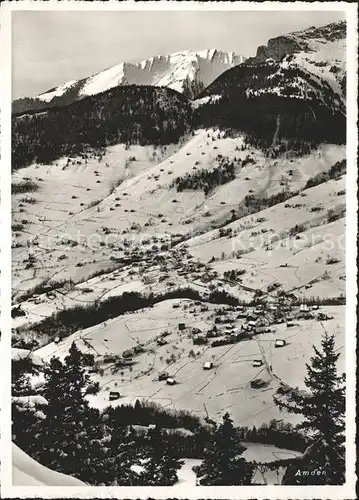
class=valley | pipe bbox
[11,17,348,488]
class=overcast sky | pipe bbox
[12,10,345,99]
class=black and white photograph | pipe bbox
[0,1,357,498]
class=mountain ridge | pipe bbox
[13,49,246,114]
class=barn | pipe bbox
[109,391,120,401]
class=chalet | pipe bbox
[109,391,120,401]
[250,378,266,389]
[54,336,60,344]
[122,358,134,366]
[103,354,117,363]
[246,313,257,322]
[122,349,133,358]
[275,339,286,348]
[203,362,213,370]
[166,377,176,385]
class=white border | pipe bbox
[0,1,357,499]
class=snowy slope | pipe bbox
[13,444,85,486]
[34,50,245,105]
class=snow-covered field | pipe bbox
[31,299,344,427]
[13,128,346,443]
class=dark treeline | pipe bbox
[304,159,346,189]
[12,180,39,195]
[172,160,235,194]
[105,400,202,430]
[12,85,193,170]
[239,189,299,215]
[294,295,345,306]
[14,287,241,344]
[238,420,307,452]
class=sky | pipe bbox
[12,10,345,99]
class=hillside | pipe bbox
[11,19,347,487]
[194,61,345,152]
[13,49,246,114]
[12,85,193,170]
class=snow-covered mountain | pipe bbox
[13,49,245,114]
[249,21,346,99]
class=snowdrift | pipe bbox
[12,444,85,486]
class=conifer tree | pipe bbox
[36,342,104,482]
[274,330,345,484]
[142,425,182,485]
[197,412,254,485]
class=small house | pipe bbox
[166,377,176,385]
[122,349,133,358]
[275,339,286,348]
[54,336,60,344]
[178,323,186,331]
[158,371,169,381]
[172,303,180,309]
[109,391,120,401]
[250,378,266,389]
[122,358,134,366]
[203,361,213,370]
[252,359,263,367]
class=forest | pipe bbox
[12,85,193,170]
